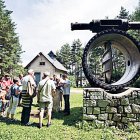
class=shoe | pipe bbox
[58,110,62,113]
[21,122,24,126]
[11,118,17,122]
[37,124,42,129]
[62,110,66,113]
[64,112,70,116]
[47,122,51,127]
[25,122,33,126]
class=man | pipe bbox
[21,69,36,126]
[52,75,63,112]
[62,74,70,115]
[37,72,56,128]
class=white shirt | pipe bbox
[38,77,56,102]
[22,75,36,90]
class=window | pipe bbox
[39,62,45,65]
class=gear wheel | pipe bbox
[82,29,140,92]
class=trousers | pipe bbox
[63,95,70,114]
[21,106,31,125]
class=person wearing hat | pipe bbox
[6,78,21,120]
[37,71,56,128]
[21,69,36,126]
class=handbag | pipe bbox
[27,80,35,97]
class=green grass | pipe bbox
[0,90,140,140]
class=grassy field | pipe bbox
[0,89,140,140]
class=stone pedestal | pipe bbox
[83,88,140,129]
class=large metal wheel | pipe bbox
[82,29,140,92]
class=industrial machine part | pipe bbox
[71,19,140,92]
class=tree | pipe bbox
[71,39,83,87]
[56,43,71,71]
[71,39,82,65]
[110,7,130,82]
[116,6,130,19]
[115,4,140,87]
[129,2,140,87]
[0,0,24,77]
[129,3,140,42]
[56,39,83,87]
[131,4,140,21]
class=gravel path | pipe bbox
[71,89,83,94]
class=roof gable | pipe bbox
[25,52,67,72]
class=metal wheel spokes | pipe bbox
[82,29,140,92]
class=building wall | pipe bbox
[54,69,66,78]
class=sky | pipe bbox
[4,0,139,66]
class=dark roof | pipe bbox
[48,51,56,59]
[25,52,67,72]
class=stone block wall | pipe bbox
[83,88,140,129]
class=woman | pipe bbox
[6,78,21,120]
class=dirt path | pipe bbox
[71,88,83,94]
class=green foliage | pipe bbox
[128,3,140,87]
[88,46,104,76]
[56,39,83,75]
[56,43,71,70]
[128,5,140,42]
[116,6,130,19]
[56,39,83,87]
[131,6,140,21]
[131,77,140,88]
[69,75,76,87]
[71,39,83,65]
[0,0,23,76]
[114,5,140,86]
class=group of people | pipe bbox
[0,69,71,129]
[0,74,15,117]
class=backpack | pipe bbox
[5,85,17,100]
[5,92,11,100]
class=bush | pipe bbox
[131,77,140,88]
[69,75,76,87]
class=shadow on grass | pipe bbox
[0,116,38,127]
[0,116,21,125]
[52,107,83,126]
[32,103,39,108]
[0,106,83,128]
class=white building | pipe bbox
[25,51,67,84]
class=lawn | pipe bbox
[0,89,140,140]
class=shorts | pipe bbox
[57,89,63,101]
[39,101,53,111]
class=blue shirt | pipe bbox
[11,84,20,98]
[63,79,70,95]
